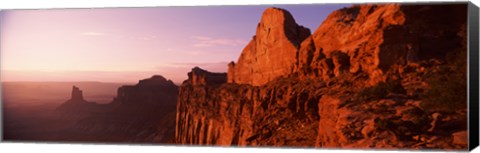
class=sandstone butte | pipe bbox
[176,4,468,150]
[57,85,100,112]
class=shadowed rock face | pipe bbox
[57,86,99,112]
[176,4,468,150]
[113,75,178,106]
[56,75,179,143]
[71,86,84,101]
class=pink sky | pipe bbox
[0,5,348,83]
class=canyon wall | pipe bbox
[228,4,467,86]
[176,3,468,149]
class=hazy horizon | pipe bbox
[0,4,350,83]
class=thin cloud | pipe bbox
[139,35,157,40]
[153,62,229,84]
[168,62,229,67]
[155,62,229,72]
[117,35,157,40]
[80,32,106,36]
[191,36,247,47]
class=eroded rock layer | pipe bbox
[228,7,310,86]
[176,3,468,150]
[228,4,467,86]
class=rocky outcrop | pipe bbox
[228,4,467,86]
[187,67,227,86]
[305,4,467,85]
[228,7,310,86]
[176,4,468,150]
[176,70,324,146]
[177,64,467,149]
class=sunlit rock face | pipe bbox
[228,7,310,86]
[176,4,467,150]
[229,4,467,86]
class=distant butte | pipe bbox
[70,86,85,102]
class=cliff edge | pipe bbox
[175,4,467,149]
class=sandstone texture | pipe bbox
[228,4,467,86]
[176,4,468,150]
[188,67,227,86]
[228,8,310,86]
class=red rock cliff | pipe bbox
[176,3,468,150]
[229,4,467,86]
[228,7,310,86]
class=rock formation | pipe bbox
[112,75,178,107]
[70,86,84,102]
[227,7,310,86]
[57,86,98,112]
[187,67,227,86]
[176,75,323,146]
[227,4,467,86]
[57,75,179,143]
[305,4,467,85]
[62,85,88,104]
[176,4,468,150]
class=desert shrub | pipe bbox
[356,79,406,101]
[421,66,466,113]
[421,48,467,113]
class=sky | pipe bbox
[0,4,350,84]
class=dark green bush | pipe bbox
[420,48,467,113]
[420,66,466,113]
[356,79,406,101]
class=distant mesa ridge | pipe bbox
[137,75,173,87]
[113,75,178,106]
[56,75,179,143]
[58,75,178,109]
